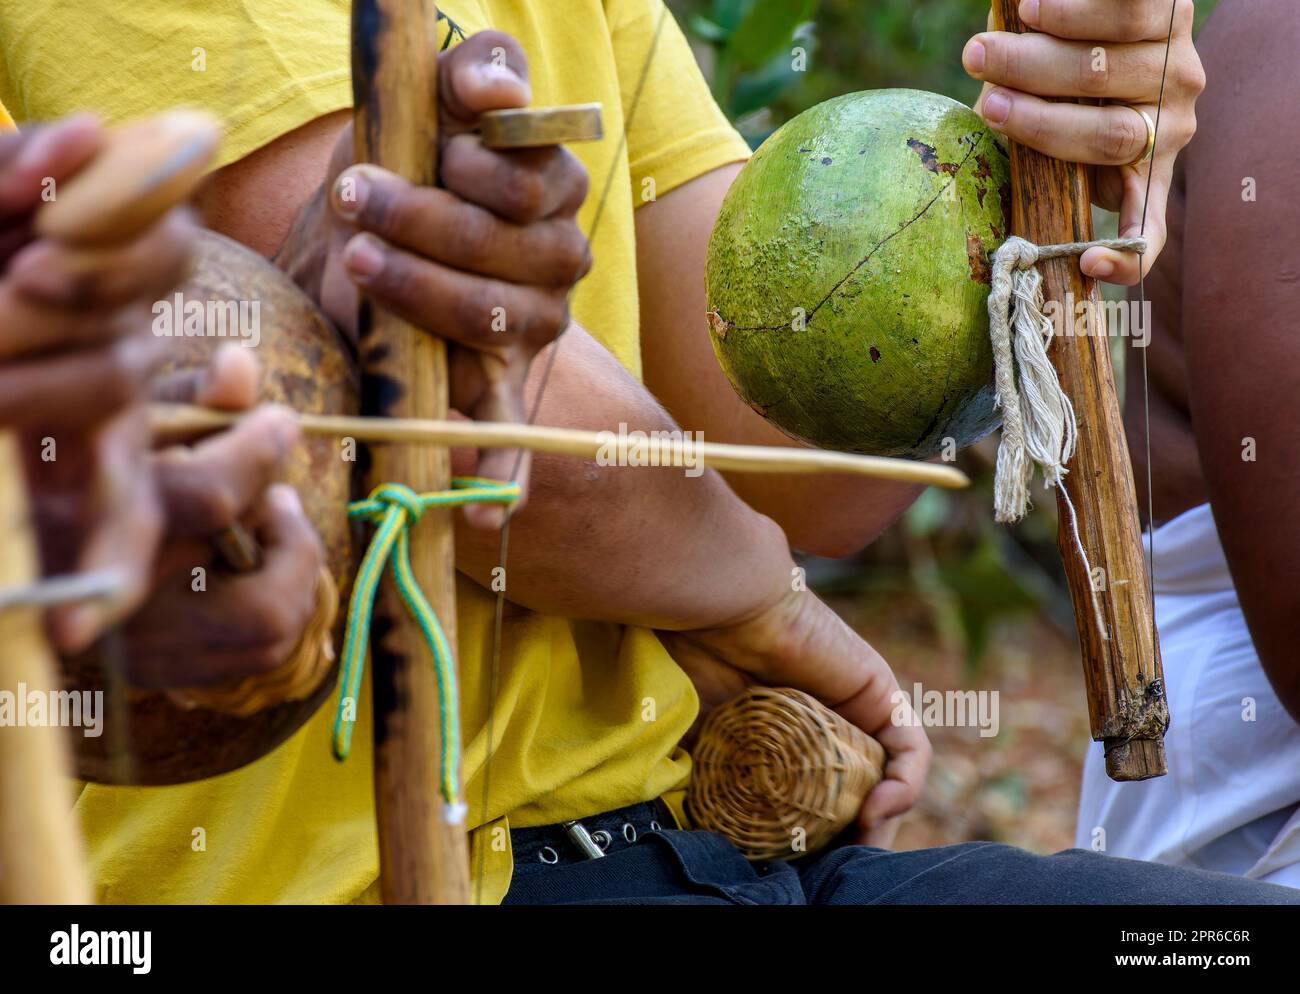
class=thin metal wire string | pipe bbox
[472,5,672,902]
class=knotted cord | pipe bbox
[988,235,1146,643]
[989,235,1147,523]
[333,478,519,821]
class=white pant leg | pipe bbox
[1075,504,1300,886]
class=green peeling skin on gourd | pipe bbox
[705,89,1011,459]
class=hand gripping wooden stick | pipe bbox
[1,110,218,903]
[352,1,604,904]
[991,2,1167,781]
[350,0,460,906]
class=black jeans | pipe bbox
[503,802,1300,905]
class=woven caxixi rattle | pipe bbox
[688,687,886,861]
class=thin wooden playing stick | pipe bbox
[0,432,90,903]
[992,1,1167,781]
[148,403,971,489]
[352,0,466,905]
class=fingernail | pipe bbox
[270,483,303,514]
[1019,0,1040,26]
[982,90,1012,126]
[333,167,370,219]
[344,234,384,282]
[7,242,65,299]
[13,121,65,174]
[1087,256,1116,280]
[474,61,520,85]
[58,603,107,654]
[473,61,532,101]
[466,502,506,531]
[270,411,300,452]
[963,39,986,76]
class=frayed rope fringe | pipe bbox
[988,235,1146,642]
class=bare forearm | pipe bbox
[690,401,921,557]
[1183,0,1300,720]
[453,323,795,631]
[636,164,919,557]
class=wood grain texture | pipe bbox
[352,0,468,904]
[992,2,1167,781]
[0,433,90,903]
[480,103,604,148]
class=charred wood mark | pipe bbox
[361,370,406,417]
[368,613,406,748]
[355,299,374,341]
[350,0,385,156]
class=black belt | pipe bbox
[510,800,677,867]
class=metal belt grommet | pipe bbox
[590,830,612,852]
[538,846,559,865]
[622,823,638,843]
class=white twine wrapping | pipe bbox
[987,234,1147,641]
[988,235,1147,522]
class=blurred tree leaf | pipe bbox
[687,14,729,43]
[938,530,1038,668]
[730,0,817,67]
[904,487,953,538]
[730,52,801,119]
[710,0,751,31]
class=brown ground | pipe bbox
[827,589,1091,853]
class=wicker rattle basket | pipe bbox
[688,686,886,861]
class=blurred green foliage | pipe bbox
[669,0,1219,667]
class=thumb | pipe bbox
[1080,165,1171,286]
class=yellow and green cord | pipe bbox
[333,478,520,818]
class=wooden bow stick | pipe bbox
[148,404,970,488]
[350,0,462,906]
[349,0,612,905]
[991,1,1167,781]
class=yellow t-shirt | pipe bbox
[0,1,750,904]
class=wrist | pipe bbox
[734,510,801,620]
[684,580,884,711]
